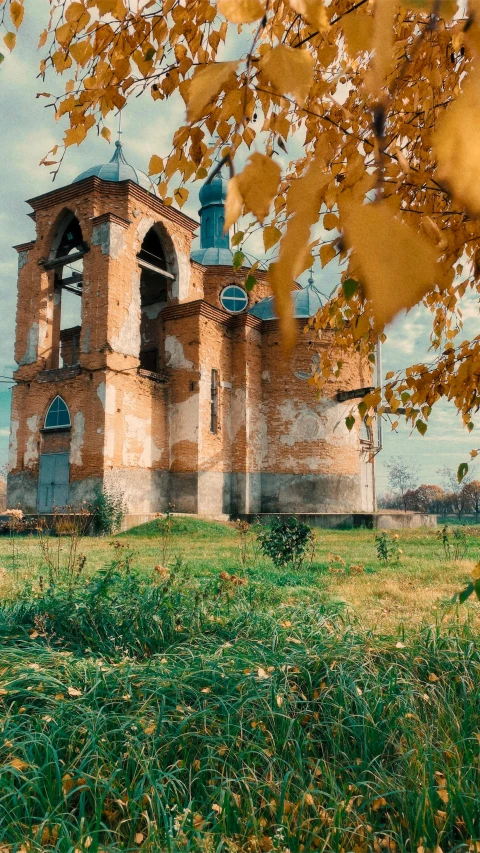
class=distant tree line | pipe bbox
[379,458,480,520]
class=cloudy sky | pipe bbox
[0,4,478,493]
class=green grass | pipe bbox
[0,518,479,850]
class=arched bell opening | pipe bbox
[46,212,88,369]
[137,225,174,374]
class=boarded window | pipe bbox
[210,369,219,434]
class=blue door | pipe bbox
[37,453,70,512]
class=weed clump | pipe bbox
[375,530,402,563]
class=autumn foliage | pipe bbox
[2,0,480,470]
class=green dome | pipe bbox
[198,171,228,207]
[73,141,156,193]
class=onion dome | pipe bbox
[191,169,233,265]
[73,141,156,193]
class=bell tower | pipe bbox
[7,143,198,515]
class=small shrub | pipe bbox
[375,530,401,563]
[257,516,315,570]
[91,486,125,535]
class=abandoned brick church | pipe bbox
[7,142,375,517]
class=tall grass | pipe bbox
[0,570,479,851]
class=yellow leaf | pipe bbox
[257,667,270,679]
[216,0,265,24]
[320,243,336,267]
[56,22,74,46]
[437,788,449,804]
[236,153,281,224]
[434,70,480,216]
[365,0,396,96]
[287,0,329,31]
[342,8,373,55]
[144,723,155,735]
[67,685,82,697]
[304,792,315,806]
[64,125,87,147]
[186,60,238,122]
[263,224,282,252]
[269,151,328,351]
[428,672,439,682]
[65,2,90,26]
[259,45,314,106]
[8,758,29,772]
[212,803,222,813]
[148,154,164,176]
[134,833,144,844]
[4,32,16,51]
[323,212,338,231]
[174,187,189,207]
[372,796,387,810]
[225,177,244,230]
[340,200,438,333]
[101,126,111,143]
[9,1,24,30]
[38,29,48,48]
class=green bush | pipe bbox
[91,485,125,535]
[257,515,315,569]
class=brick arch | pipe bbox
[46,208,88,261]
[134,217,179,284]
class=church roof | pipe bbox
[73,141,156,193]
[249,281,325,320]
[191,246,235,265]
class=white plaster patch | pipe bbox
[165,335,194,370]
[171,234,190,300]
[278,398,358,451]
[92,221,126,259]
[169,395,199,460]
[142,301,166,320]
[19,322,39,365]
[110,270,141,357]
[24,416,40,467]
[123,413,163,468]
[71,411,85,466]
[261,371,271,382]
[96,381,106,409]
[105,384,116,415]
[8,419,19,471]
[105,428,115,461]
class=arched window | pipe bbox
[220,285,249,314]
[206,216,214,241]
[44,396,71,430]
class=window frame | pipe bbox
[220,284,249,314]
[43,396,72,431]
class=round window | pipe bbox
[220,285,248,314]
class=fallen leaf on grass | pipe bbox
[67,686,82,697]
[8,758,29,771]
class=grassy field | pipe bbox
[0,517,479,852]
[1,516,479,627]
